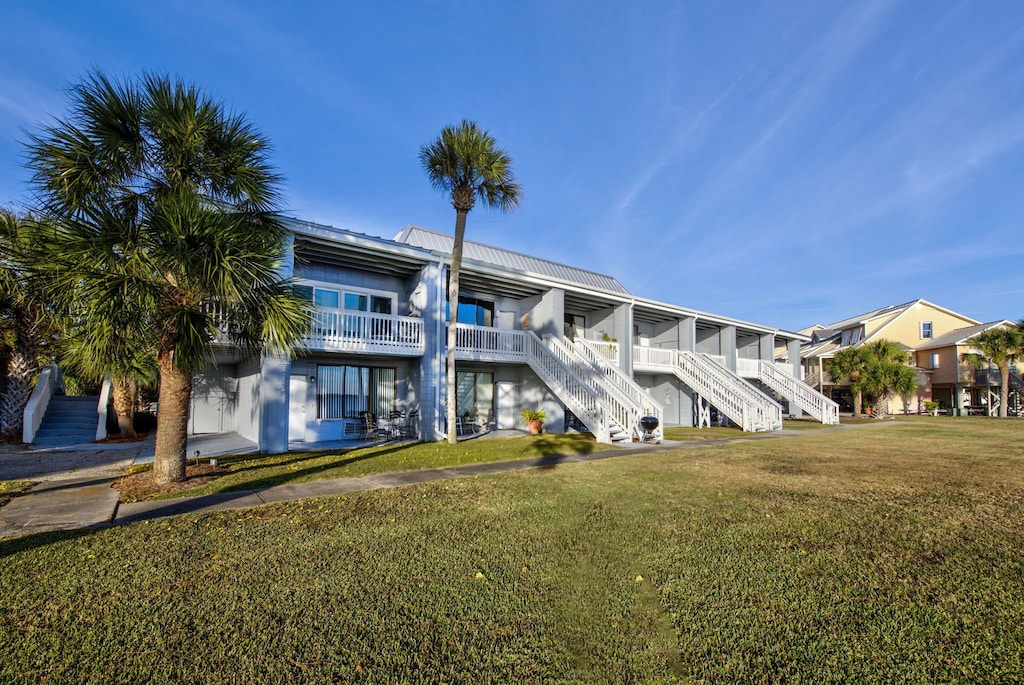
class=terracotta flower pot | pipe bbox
[527,419,542,434]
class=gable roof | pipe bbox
[824,300,920,330]
[915,320,1015,350]
[394,225,631,295]
[823,299,980,331]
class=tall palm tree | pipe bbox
[26,72,309,483]
[960,326,1023,418]
[420,120,522,444]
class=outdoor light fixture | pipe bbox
[310,376,317,384]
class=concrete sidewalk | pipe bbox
[1,421,894,538]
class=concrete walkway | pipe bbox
[1,422,895,539]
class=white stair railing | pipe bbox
[757,361,839,424]
[23,363,64,444]
[575,337,664,441]
[545,336,640,442]
[696,353,783,431]
[523,332,610,444]
[672,351,753,431]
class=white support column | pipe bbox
[786,338,804,418]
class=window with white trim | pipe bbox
[930,353,939,369]
[921,321,933,339]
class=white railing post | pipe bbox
[95,376,113,441]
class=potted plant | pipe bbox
[924,400,939,416]
[521,408,546,434]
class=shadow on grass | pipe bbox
[0,524,98,560]
[206,442,425,495]
[531,435,596,469]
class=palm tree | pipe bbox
[960,326,1023,417]
[420,120,522,444]
[829,340,915,417]
[861,340,916,418]
[26,72,309,483]
[828,347,870,417]
[0,211,50,438]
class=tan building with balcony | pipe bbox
[795,299,1015,415]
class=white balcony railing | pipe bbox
[589,340,619,365]
[453,324,526,362]
[735,357,760,379]
[307,309,425,355]
[632,346,677,371]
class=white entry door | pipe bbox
[289,375,307,442]
[496,382,517,429]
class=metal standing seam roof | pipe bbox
[393,225,631,295]
[824,300,920,330]
[914,321,1014,350]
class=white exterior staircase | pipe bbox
[573,337,664,442]
[754,361,839,424]
[522,332,613,443]
[633,347,782,432]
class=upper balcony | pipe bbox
[307,308,425,356]
[452,323,526,363]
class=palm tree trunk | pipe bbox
[0,350,37,438]
[154,349,190,483]
[112,376,137,439]
[999,363,1010,418]
[0,318,42,439]
[446,209,469,444]
[853,389,862,418]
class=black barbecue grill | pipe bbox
[639,416,660,443]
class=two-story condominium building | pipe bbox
[795,299,1018,415]
[191,219,837,453]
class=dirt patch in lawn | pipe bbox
[114,463,227,501]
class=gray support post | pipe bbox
[616,302,633,375]
[760,333,774,362]
[258,355,291,454]
[788,339,803,379]
[679,317,696,353]
[722,325,737,373]
[257,230,297,454]
[418,262,444,442]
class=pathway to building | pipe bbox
[0,423,896,539]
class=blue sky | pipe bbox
[2,1,1022,331]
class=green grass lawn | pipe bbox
[2,417,1022,682]
[0,480,33,508]
[662,424,745,441]
[120,433,614,502]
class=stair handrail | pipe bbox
[545,335,640,440]
[696,353,783,429]
[575,338,665,414]
[523,332,609,443]
[757,361,839,424]
[574,337,664,440]
[23,363,64,444]
[672,350,752,430]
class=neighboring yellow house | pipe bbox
[915,320,1020,415]
[792,299,1012,415]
